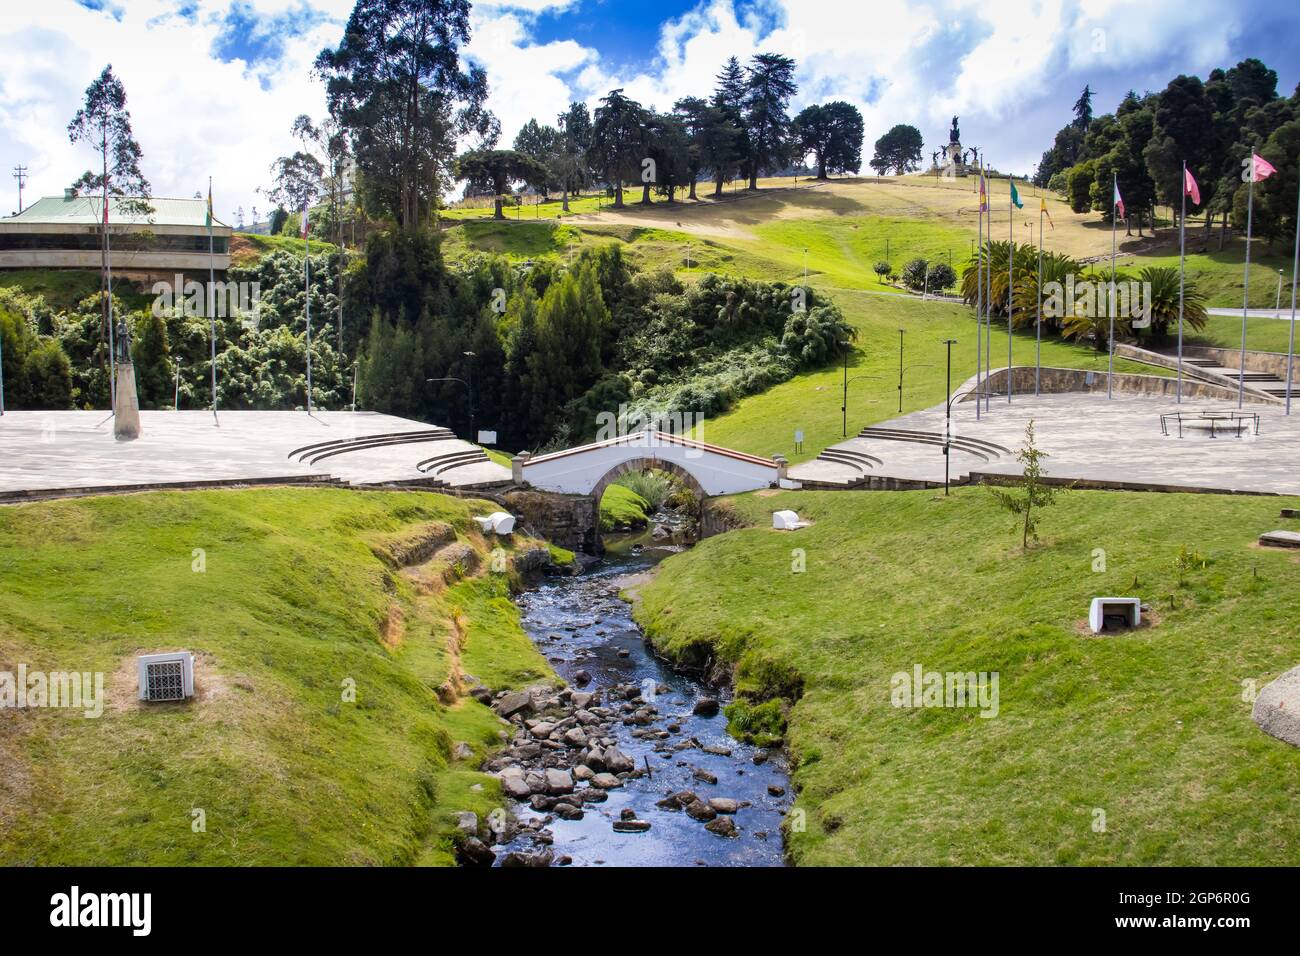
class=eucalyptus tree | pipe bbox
[314,0,494,229]
[67,64,152,391]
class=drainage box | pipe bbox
[137,652,195,702]
[1089,597,1141,634]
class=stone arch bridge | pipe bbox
[505,430,787,553]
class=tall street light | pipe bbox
[427,349,476,440]
[896,329,933,413]
[840,341,851,437]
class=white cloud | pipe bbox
[0,0,1288,224]
[0,0,341,222]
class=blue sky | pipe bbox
[6,0,1300,220]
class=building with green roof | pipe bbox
[0,193,231,276]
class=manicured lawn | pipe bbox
[439,192,608,221]
[1195,314,1298,354]
[634,487,1300,865]
[691,292,1167,462]
[1130,244,1295,309]
[0,488,550,866]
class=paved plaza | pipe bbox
[4,391,1298,501]
[0,410,509,497]
[791,393,1300,496]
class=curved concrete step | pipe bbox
[854,427,1009,461]
[289,429,456,465]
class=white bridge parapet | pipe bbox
[518,430,783,498]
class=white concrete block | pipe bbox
[488,511,516,535]
[772,509,802,530]
[1088,597,1140,634]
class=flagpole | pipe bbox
[105,195,116,412]
[1007,175,1014,404]
[986,160,992,413]
[1109,171,1117,400]
[976,161,983,420]
[1036,202,1043,396]
[208,177,218,425]
[1286,177,1299,416]
[305,211,313,415]
[1178,161,1186,405]
[1239,160,1255,410]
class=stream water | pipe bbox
[494,531,791,866]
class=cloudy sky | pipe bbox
[2,0,1298,222]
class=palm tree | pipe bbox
[1135,266,1208,342]
[1061,270,1132,351]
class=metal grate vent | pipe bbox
[137,652,195,702]
[145,660,186,701]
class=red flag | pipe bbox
[1251,153,1277,182]
[1184,167,1200,206]
[1113,181,1125,220]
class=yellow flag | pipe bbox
[1040,196,1054,229]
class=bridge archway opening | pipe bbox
[590,457,709,507]
[592,459,708,543]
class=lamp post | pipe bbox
[841,341,850,437]
[894,331,934,413]
[898,329,904,411]
[427,349,476,440]
[943,338,957,496]
[844,373,881,438]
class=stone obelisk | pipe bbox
[113,318,141,441]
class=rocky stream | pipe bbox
[456,527,791,867]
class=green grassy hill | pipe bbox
[0,487,556,866]
[634,487,1300,865]
[439,175,1299,308]
[686,292,1167,462]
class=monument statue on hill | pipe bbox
[940,117,964,176]
[113,317,141,441]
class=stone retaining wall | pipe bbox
[1182,344,1295,379]
[503,490,600,555]
[960,365,1269,405]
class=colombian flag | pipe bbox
[979,174,988,212]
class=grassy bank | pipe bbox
[0,487,552,866]
[634,487,1300,865]
[600,483,650,532]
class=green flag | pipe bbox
[1009,178,1023,209]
